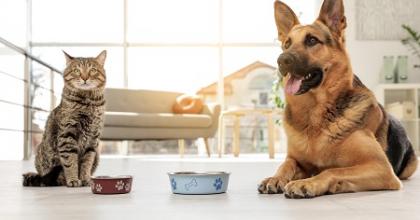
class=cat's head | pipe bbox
[62,50,107,91]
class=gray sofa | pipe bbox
[101,88,221,157]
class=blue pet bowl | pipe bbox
[168,172,230,195]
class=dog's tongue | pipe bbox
[285,76,302,95]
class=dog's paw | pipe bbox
[66,179,82,187]
[258,176,288,194]
[284,179,324,199]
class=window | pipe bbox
[127,0,219,43]
[259,92,269,106]
[0,45,26,160]
[0,0,27,46]
[223,47,279,76]
[26,0,317,155]
[127,47,219,93]
[30,0,316,95]
[32,0,123,43]
[222,0,277,43]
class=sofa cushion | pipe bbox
[105,89,182,113]
[104,112,212,128]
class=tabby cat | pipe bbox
[23,50,107,187]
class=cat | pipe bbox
[23,50,107,187]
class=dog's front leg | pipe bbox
[258,157,308,194]
[284,162,401,199]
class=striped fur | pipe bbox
[23,50,107,187]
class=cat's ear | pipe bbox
[95,50,107,66]
[63,51,74,65]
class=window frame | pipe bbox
[29,0,297,109]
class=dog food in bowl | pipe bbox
[91,175,133,194]
[168,172,230,195]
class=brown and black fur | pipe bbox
[23,51,107,187]
[258,0,417,198]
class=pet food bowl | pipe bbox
[91,175,133,194]
[168,172,230,195]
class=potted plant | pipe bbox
[401,25,420,69]
[271,71,285,125]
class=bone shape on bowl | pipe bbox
[184,178,198,191]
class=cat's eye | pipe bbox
[73,69,80,75]
[90,68,97,74]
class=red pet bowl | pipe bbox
[91,175,133,194]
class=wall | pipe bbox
[314,0,419,97]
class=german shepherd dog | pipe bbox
[258,0,418,198]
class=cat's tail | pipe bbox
[22,166,62,187]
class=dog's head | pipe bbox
[275,0,350,96]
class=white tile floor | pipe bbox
[1,155,420,220]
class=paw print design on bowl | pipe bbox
[124,182,131,191]
[91,175,133,194]
[115,180,125,191]
[170,178,177,190]
[95,184,103,192]
[213,177,223,191]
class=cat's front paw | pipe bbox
[66,179,82,187]
[81,178,92,187]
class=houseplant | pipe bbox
[271,72,285,110]
[401,24,420,63]
[271,71,285,125]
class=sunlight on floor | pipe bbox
[100,153,287,162]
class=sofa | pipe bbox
[101,88,221,157]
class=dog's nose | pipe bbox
[277,53,295,68]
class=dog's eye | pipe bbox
[283,39,291,49]
[305,35,320,47]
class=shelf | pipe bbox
[378,83,420,89]
[377,85,420,153]
[400,118,420,122]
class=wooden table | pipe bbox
[217,108,282,159]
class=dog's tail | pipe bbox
[22,166,62,187]
[398,149,418,180]
[385,113,418,179]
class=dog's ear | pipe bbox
[317,0,347,37]
[274,1,300,43]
